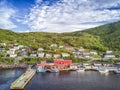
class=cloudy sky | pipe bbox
[0,0,120,33]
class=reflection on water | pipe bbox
[1,70,120,90]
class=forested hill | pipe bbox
[80,21,120,51]
[0,21,120,52]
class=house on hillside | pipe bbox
[18,45,24,49]
[62,53,70,57]
[9,54,17,58]
[0,43,6,46]
[38,53,45,58]
[7,44,14,48]
[77,47,84,52]
[30,54,37,57]
[104,50,116,58]
[0,48,6,52]
[13,46,20,50]
[53,54,61,58]
[82,52,91,58]
[59,45,64,49]
[7,48,16,55]
[64,45,74,51]
[38,48,44,51]
[90,51,98,55]
[73,51,80,55]
[50,44,57,47]
[27,48,33,53]
[45,53,52,58]
[20,51,29,57]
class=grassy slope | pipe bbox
[81,21,120,50]
[2,20,120,51]
[0,28,105,51]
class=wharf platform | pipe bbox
[10,69,36,90]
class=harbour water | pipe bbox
[1,69,120,90]
[0,69,26,90]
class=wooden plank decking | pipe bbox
[10,69,36,90]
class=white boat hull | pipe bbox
[99,69,109,74]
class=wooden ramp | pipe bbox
[10,69,36,90]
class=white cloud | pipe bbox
[24,0,120,33]
[0,0,17,29]
[36,0,42,4]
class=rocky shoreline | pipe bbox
[0,64,27,69]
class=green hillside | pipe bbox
[1,21,120,52]
[81,21,120,51]
[0,29,106,52]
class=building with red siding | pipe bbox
[54,59,72,69]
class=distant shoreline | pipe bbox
[0,64,27,69]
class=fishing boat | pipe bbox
[49,69,59,73]
[77,67,85,72]
[114,68,120,74]
[36,66,46,73]
[99,68,109,74]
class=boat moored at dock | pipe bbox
[48,69,60,73]
[98,68,109,74]
[114,68,120,74]
[36,66,46,73]
[77,68,85,72]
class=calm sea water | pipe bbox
[1,69,120,90]
[0,69,26,90]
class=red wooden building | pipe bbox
[54,59,72,69]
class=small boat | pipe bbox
[36,66,46,73]
[99,68,109,74]
[49,69,59,73]
[77,68,85,72]
[114,68,120,74]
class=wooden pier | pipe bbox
[10,69,36,90]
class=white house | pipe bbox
[59,45,64,48]
[14,46,20,50]
[18,45,24,48]
[30,54,37,57]
[82,52,91,58]
[7,48,16,54]
[0,43,6,46]
[9,54,17,58]
[62,53,70,57]
[45,54,52,58]
[21,49,26,51]
[38,53,45,58]
[104,50,115,58]
[38,48,44,51]
[104,55,115,58]
[53,54,61,58]
[78,47,84,52]
[50,44,57,47]
[90,51,98,55]
[106,50,113,54]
